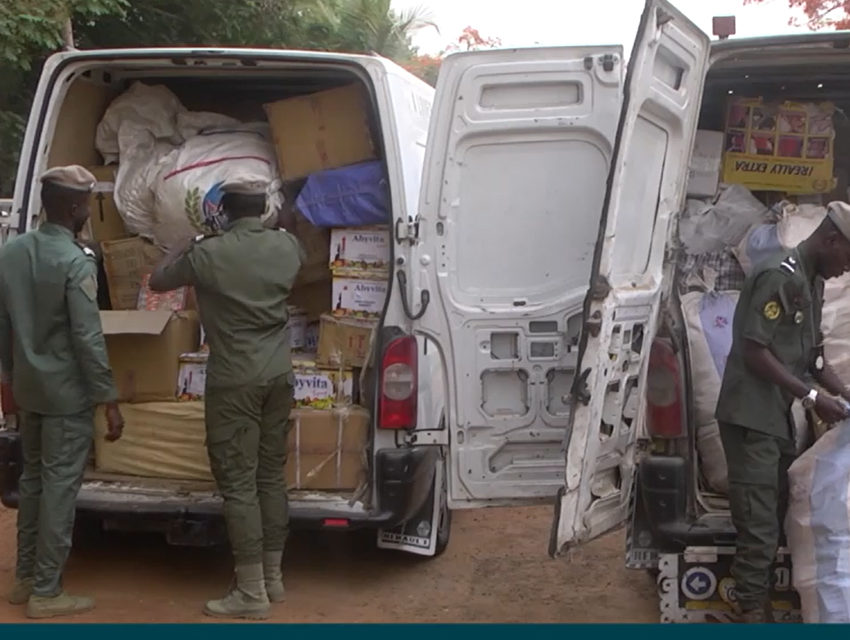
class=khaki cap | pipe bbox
[220,177,269,197]
[40,165,97,192]
[828,201,850,242]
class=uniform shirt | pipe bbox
[716,248,822,439]
[0,223,117,415]
[155,217,303,390]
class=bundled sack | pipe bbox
[681,271,740,427]
[146,125,282,249]
[295,160,388,228]
[96,83,281,251]
[787,421,850,623]
[678,184,769,255]
[823,271,850,385]
[734,200,827,275]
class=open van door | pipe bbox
[412,46,623,506]
[549,0,709,554]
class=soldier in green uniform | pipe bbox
[149,178,303,620]
[716,202,850,623]
[0,165,124,619]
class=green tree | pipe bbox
[0,0,432,195]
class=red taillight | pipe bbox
[645,337,685,438]
[379,336,418,429]
[323,518,350,528]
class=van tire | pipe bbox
[433,467,451,557]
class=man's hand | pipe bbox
[814,394,850,425]
[104,402,124,442]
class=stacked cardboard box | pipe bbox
[93,403,370,490]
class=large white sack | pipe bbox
[95,82,186,164]
[776,201,827,249]
[142,125,282,250]
[678,184,769,255]
[681,287,740,426]
[787,422,850,623]
[697,404,808,495]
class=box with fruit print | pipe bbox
[331,276,388,320]
[293,356,354,410]
[329,227,390,277]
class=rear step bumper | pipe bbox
[0,428,439,542]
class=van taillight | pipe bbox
[379,336,417,429]
[645,337,684,438]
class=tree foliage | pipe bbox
[0,0,436,194]
[745,0,850,30]
[404,26,502,87]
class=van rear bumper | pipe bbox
[0,428,438,541]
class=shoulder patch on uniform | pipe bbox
[763,300,781,321]
[80,274,98,302]
[779,260,796,274]
[82,246,96,257]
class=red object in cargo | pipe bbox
[1,381,17,416]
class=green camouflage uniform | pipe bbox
[0,223,117,597]
[716,247,822,613]
[154,217,303,564]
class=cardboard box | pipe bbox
[722,97,836,193]
[305,321,319,353]
[102,237,164,310]
[94,401,213,482]
[331,277,388,320]
[288,306,309,350]
[329,227,390,275]
[292,210,331,287]
[316,313,377,368]
[687,130,724,198]
[176,352,208,401]
[101,310,200,402]
[86,166,129,242]
[137,273,192,312]
[94,403,369,490]
[293,356,354,410]
[264,84,376,180]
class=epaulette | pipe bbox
[74,241,97,258]
[779,255,797,275]
[192,232,220,244]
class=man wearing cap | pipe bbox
[716,201,850,623]
[149,178,303,620]
[0,165,124,618]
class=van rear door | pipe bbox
[412,46,623,506]
[549,0,709,553]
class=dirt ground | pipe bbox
[0,504,658,623]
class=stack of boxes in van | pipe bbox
[79,82,390,493]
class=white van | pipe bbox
[0,0,834,607]
[0,17,620,557]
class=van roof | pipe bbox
[712,31,850,53]
[48,46,391,67]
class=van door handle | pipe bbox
[396,270,430,321]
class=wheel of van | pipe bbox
[433,467,452,557]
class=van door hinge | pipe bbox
[395,215,421,246]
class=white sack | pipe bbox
[143,125,282,250]
[787,422,850,623]
[681,287,740,427]
[95,82,186,164]
[678,184,769,255]
[697,422,729,494]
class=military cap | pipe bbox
[827,201,850,242]
[220,177,269,197]
[39,165,97,192]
